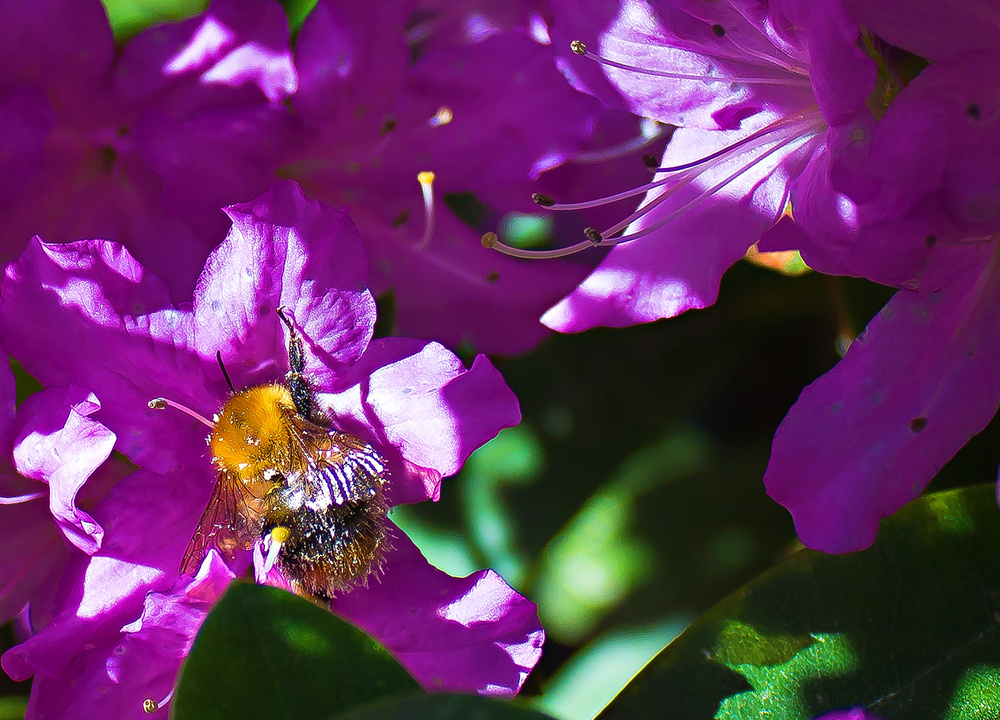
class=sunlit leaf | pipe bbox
[599,485,1000,720]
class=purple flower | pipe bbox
[0,181,542,716]
[0,378,126,630]
[482,0,875,331]
[0,0,297,301]
[282,0,604,354]
[763,4,1000,552]
[813,709,882,720]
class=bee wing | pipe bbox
[287,415,388,509]
[180,470,267,577]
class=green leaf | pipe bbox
[100,0,206,42]
[0,697,27,720]
[598,484,1000,720]
[172,582,420,720]
[336,694,557,720]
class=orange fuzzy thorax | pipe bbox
[209,384,297,481]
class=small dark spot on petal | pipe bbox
[258,304,270,317]
[711,24,725,37]
[909,417,928,433]
[486,271,500,283]
[380,118,397,135]
[98,146,116,174]
[924,234,937,247]
[391,210,409,228]
[967,103,981,120]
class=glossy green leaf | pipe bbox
[172,582,420,720]
[599,484,1000,720]
[336,694,556,720]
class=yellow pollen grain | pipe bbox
[271,526,291,544]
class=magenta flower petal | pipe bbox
[0,499,65,626]
[15,552,234,720]
[194,180,376,388]
[814,710,882,720]
[12,385,115,555]
[2,468,203,682]
[326,338,520,505]
[765,250,1000,552]
[0,237,211,473]
[330,526,543,697]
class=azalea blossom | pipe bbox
[482,0,876,331]
[282,0,609,354]
[0,0,297,301]
[764,3,1000,552]
[0,181,542,717]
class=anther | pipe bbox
[481,232,498,248]
[429,106,454,127]
[532,193,556,207]
[642,153,660,169]
[584,227,603,244]
[143,688,174,714]
[148,398,215,430]
[570,40,587,55]
[415,171,436,249]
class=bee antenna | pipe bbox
[216,351,235,393]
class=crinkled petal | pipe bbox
[765,249,1000,552]
[12,385,116,554]
[0,237,213,473]
[18,552,234,720]
[330,526,543,697]
[325,338,520,505]
[194,180,376,388]
[2,468,206,682]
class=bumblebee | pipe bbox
[153,308,390,599]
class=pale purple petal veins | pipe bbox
[194,181,376,390]
[325,338,520,505]
[12,385,117,555]
[543,119,817,331]
[0,237,215,473]
[331,526,543,697]
[765,249,1000,552]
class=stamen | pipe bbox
[143,688,174,714]
[487,111,823,260]
[570,40,812,88]
[262,526,289,574]
[572,118,673,164]
[415,171,436,249]
[429,106,454,127]
[148,398,215,430]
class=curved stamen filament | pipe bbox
[571,41,812,88]
[488,112,823,259]
[148,398,215,429]
[415,171,436,250]
[143,688,174,714]
[573,118,673,163]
